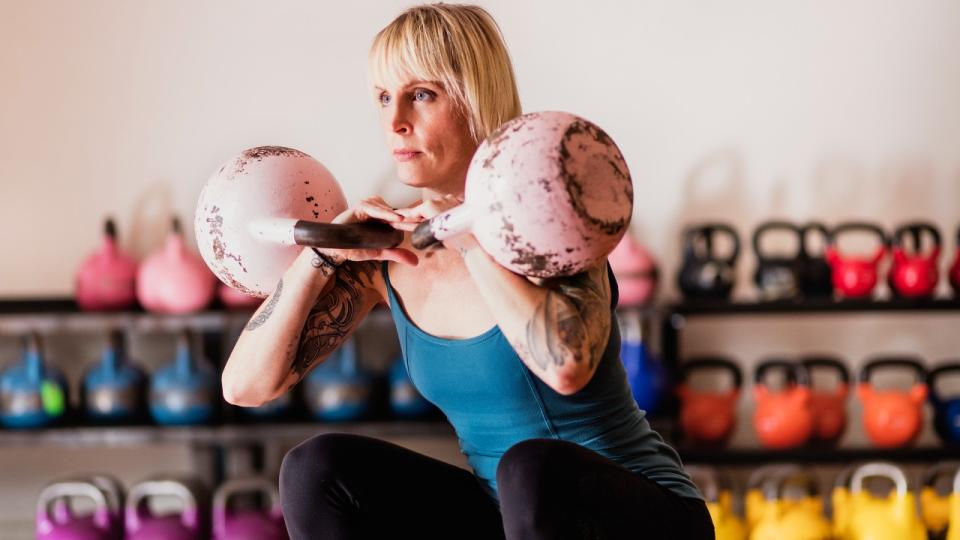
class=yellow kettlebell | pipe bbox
[921,462,959,540]
[946,466,960,540]
[830,465,858,540]
[846,462,926,540]
[746,464,799,532]
[750,469,831,540]
[686,465,747,540]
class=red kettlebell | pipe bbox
[608,233,659,307]
[677,357,743,446]
[889,222,941,298]
[949,225,960,295]
[137,218,217,314]
[752,359,813,449]
[857,357,928,448]
[801,356,850,444]
[75,218,138,311]
[825,222,888,299]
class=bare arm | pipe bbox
[462,246,612,395]
[221,196,416,407]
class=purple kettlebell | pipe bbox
[213,476,287,540]
[36,481,116,540]
[125,478,204,540]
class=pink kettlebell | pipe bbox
[218,283,262,309]
[412,111,634,277]
[75,219,138,311]
[137,218,216,314]
[195,146,401,297]
[608,234,658,307]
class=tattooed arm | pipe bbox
[221,247,380,407]
[460,245,612,396]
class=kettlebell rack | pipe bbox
[658,296,960,465]
[0,298,454,488]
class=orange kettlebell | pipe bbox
[753,359,813,449]
[677,357,743,446]
[857,357,928,448]
[801,356,850,445]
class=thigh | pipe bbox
[281,433,505,540]
[497,439,714,540]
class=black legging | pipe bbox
[279,433,714,539]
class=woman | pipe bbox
[221,4,713,539]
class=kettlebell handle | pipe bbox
[762,469,820,500]
[37,481,111,529]
[680,357,743,389]
[249,218,404,249]
[798,222,829,258]
[920,461,960,489]
[827,222,889,261]
[891,221,942,254]
[747,464,801,490]
[850,462,907,495]
[683,224,741,265]
[752,220,802,262]
[754,359,810,387]
[800,356,850,386]
[926,362,960,405]
[859,357,927,384]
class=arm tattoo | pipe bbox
[290,261,377,380]
[524,266,611,372]
[245,279,283,332]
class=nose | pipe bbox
[389,100,412,135]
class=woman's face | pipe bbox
[375,79,477,192]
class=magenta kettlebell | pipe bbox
[213,477,286,540]
[125,478,204,540]
[137,218,216,314]
[36,480,117,540]
[75,218,138,311]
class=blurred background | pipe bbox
[1,0,958,538]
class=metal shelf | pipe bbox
[0,421,455,448]
[667,297,960,317]
[678,444,960,465]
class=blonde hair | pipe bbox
[368,3,522,144]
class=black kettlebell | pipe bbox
[678,223,740,300]
[752,221,803,300]
[798,222,834,297]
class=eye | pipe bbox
[378,92,391,106]
[413,89,435,101]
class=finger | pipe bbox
[390,221,420,232]
[356,202,402,222]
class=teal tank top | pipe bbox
[381,261,701,502]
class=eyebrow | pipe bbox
[373,80,443,92]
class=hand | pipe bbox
[393,195,480,256]
[317,196,419,266]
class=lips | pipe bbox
[393,150,421,162]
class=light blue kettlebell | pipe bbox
[618,309,666,414]
[304,337,372,422]
[0,333,69,429]
[82,330,148,423]
[149,332,217,426]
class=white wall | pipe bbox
[1,0,959,535]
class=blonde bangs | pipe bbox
[368,4,522,144]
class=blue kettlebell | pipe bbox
[0,334,68,429]
[618,309,666,414]
[928,362,960,445]
[83,330,147,423]
[149,333,217,426]
[304,337,372,422]
[389,356,434,419]
[241,391,294,420]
